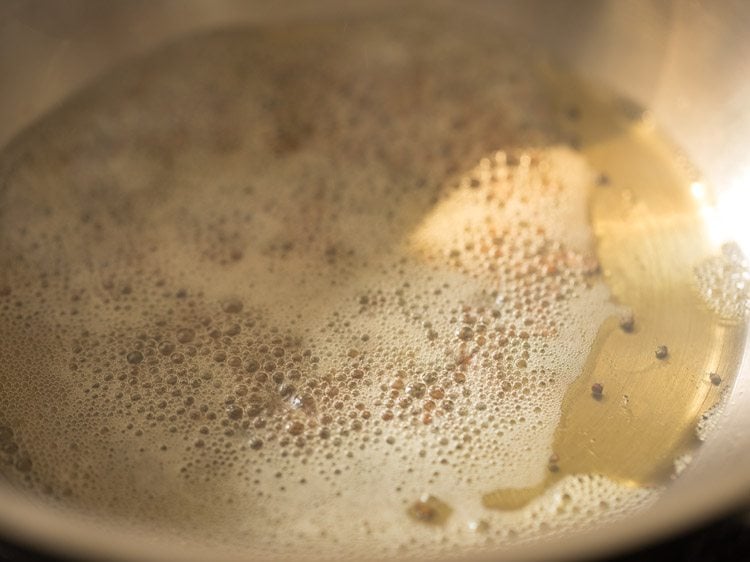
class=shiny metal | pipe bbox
[1,1,749,560]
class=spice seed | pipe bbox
[591,383,603,399]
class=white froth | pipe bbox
[0,16,656,560]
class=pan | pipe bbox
[0,1,749,560]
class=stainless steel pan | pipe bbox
[1,1,749,560]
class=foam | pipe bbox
[0,15,656,560]
[694,242,750,322]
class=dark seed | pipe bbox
[709,373,722,386]
[655,345,668,359]
[619,312,635,333]
[591,383,603,399]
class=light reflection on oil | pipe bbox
[479,68,747,510]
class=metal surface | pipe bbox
[1,1,750,560]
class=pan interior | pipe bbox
[0,11,746,561]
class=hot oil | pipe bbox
[0,13,746,561]
[484,67,747,509]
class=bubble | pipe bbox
[226,405,243,420]
[176,328,195,343]
[158,341,175,355]
[221,299,243,314]
[405,382,426,398]
[694,242,750,321]
[286,421,305,436]
[126,351,144,364]
[457,327,474,341]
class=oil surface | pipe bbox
[0,13,745,561]
[483,69,747,509]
